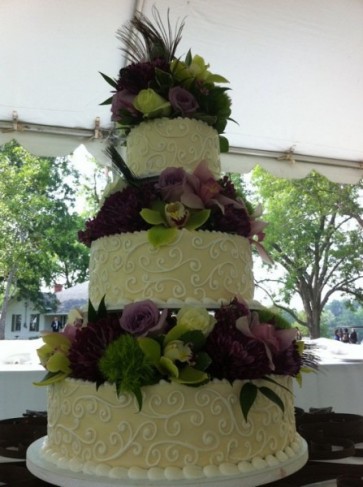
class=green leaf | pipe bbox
[185,49,193,66]
[207,74,229,84]
[97,296,108,320]
[240,382,258,422]
[185,209,211,230]
[148,226,178,247]
[99,96,114,106]
[164,324,190,345]
[154,68,174,89]
[174,365,209,385]
[134,387,143,411]
[137,337,161,365]
[88,299,98,322]
[33,371,67,387]
[179,330,206,351]
[99,71,118,89]
[262,376,292,394]
[140,208,165,225]
[193,351,212,371]
[259,386,285,414]
[159,356,179,378]
[219,135,229,153]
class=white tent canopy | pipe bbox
[1,0,362,183]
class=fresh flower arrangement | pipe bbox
[78,160,270,260]
[101,8,232,152]
[35,297,307,420]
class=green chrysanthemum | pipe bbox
[98,334,159,410]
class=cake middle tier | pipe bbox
[89,229,254,309]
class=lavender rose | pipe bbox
[157,167,188,202]
[111,89,137,121]
[119,300,167,337]
[168,86,199,116]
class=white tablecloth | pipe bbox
[294,339,363,415]
[1,338,363,418]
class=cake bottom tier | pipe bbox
[42,377,303,481]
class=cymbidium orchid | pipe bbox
[34,332,72,386]
[164,202,190,227]
[171,53,228,86]
[236,311,297,371]
[140,198,210,247]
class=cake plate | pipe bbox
[27,437,308,487]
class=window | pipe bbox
[30,314,40,332]
[11,314,21,332]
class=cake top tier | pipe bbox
[101,8,232,153]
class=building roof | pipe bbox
[46,281,89,315]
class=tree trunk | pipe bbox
[0,265,17,340]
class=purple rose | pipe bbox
[157,167,188,202]
[111,89,138,121]
[119,300,167,337]
[168,86,199,116]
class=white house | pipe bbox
[4,282,88,340]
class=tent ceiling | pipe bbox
[1,0,362,183]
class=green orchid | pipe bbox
[140,199,210,247]
[34,333,72,386]
[138,326,211,386]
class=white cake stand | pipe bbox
[27,437,308,487]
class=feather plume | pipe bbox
[116,7,185,63]
[105,145,158,187]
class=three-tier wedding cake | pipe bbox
[32,8,307,484]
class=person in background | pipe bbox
[341,328,350,343]
[334,329,341,340]
[349,328,358,344]
[51,316,62,332]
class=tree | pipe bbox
[250,167,363,338]
[0,141,89,339]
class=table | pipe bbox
[293,339,363,415]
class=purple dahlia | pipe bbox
[205,324,271,381]
[273,343,302,377]
[117,59,170,94]
[68,315,123,383]
[206,204,252,237]
[78,182,155,246]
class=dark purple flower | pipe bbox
[120,300,168,337]
[206,205,252,237]
[273,343,302,376]
[117,59,170,94]
[68,315,123,383]
[205,300,272,381]
[205,324,271,381]
[215,298,249,327]
[111,89,138,121]
[168,86,199,116]
[78,182,155,246]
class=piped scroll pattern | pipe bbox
[126,118,221,178]
[43,377,300,480]
[89,230,254,309]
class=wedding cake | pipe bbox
[32,9,307,484]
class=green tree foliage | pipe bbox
[250,167,363,338]
[0,141,90,339]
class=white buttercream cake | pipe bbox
[33,9,307,485]
[42,377,302,481]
